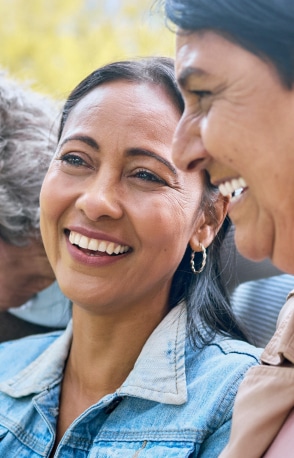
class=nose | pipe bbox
[172,113,209,172]
[75,173,124,222]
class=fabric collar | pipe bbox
[0,303,187,405]
[261,293,294,366]
[8,281,72,328]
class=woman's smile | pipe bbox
[218,177,247,199]
[65,228,131,266]
[68,229,130,255]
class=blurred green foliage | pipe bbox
[0,0,174,99]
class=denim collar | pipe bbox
[0,303,187,405]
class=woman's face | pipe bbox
[40,80,220,315]
[174,30,294,273]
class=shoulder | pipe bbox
[212,337,262,359]
[186,338,261,422]
[0,331,63,382]
[187,337,261,378]
[207,338,261,380]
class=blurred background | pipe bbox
[0,0,174,99]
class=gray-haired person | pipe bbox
[0,72,71,341]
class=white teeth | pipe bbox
[69,232,81,245]
[232,179,240,190]
[114,245,121,254]
[98,241,107,252]
[68,231,130,255]
[79,236,89,249]
[69,232,75,244]
[88,239,99,251]
[106,242,115,255]
[239,177,247,187]
[219,177,247,197]
[74,233,81,245]
[219,183,231,197]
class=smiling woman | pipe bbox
[0,57,259,457]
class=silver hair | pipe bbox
[0,72,60,246]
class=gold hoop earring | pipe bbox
[190,243,207,274]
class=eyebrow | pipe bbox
[177,66,210,90]
[127,149,177,175]
[59,135,99,151]
[58,135,177,176]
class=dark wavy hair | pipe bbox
[58,57,247,347]
[163,0,294,88]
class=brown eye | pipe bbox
[191,90,213,113]
[134,169,166,185]
[60,153,88,167]
[192,90,212,99]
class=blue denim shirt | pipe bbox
[0,304,261,457]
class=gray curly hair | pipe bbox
[0,72,60,246]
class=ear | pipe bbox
[189,194,229,252]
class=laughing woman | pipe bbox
[0,58,259,457]
[163,0,294,455]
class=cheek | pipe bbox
[201,111,237,165]
[39,179,57,259]
[40,174,60,225]
[39,172,71,251]
[145,197,197,251]
[133,198,183,250]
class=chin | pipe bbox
[234,228,270,263]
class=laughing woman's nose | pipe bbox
[172,114,209,172]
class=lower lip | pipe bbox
[65,237,129,267]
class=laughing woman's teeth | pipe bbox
[239,177,247,188]
[219,183,231,197]
[232,179,240,190]
[219,177,248,197]
[226,182,234,194]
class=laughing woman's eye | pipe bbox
[191,90,212,114]
[134,169,166,185]
[193,90,212,98]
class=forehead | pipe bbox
[175,30,240,77]
[60,80,181,154]
[65,80,180,129]
[175,29,285,95]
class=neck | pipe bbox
[56,289,169,442]
[66,301,168,398]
